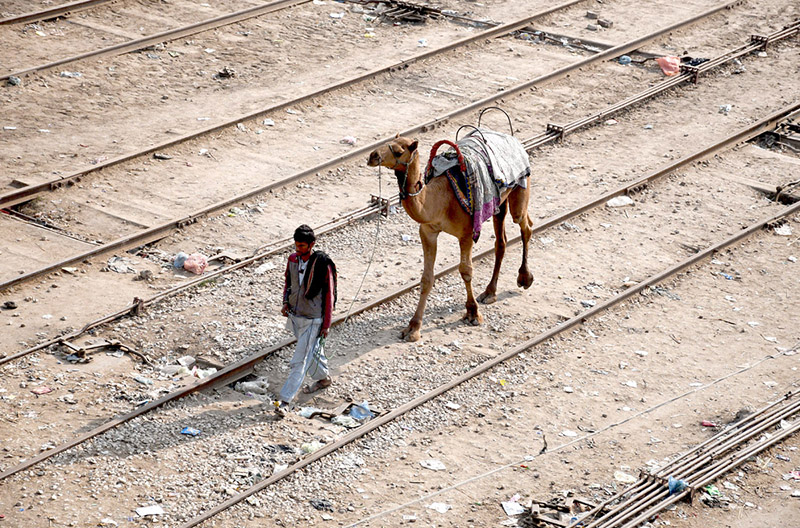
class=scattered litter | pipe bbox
[655,56,680,76]
[561,430,578,438]
[7,75,22,86]
[618,55,631,65]
[701,420,718,427]
[298,407,324,418]
[420,459,446,471]
[329,12,345,19]
[153,152,172,160]
[719,104,732,115]
[604,118,618,126]
[310,498,333,511]
[194,367,217,379]
[135,505,165,517]
[614,471,637,484]
[235,378,270,395]
[418,38,428,47]
[331,415,359,428]
[757,51,768,58]
[349,401,375,421]
[501,499,526,516]
[634,350,648,357]
[59,71,82,78]
[563,386,574,393]
[606,195,634,207]
[3,126,16,131]
[444,401,461,410]
[214,66,236,79]
[580,300,596,308]
[774,224,793,236]
[181,427,201,436]
[339,136,357,145]
[31,386,53,395]
[763,336,778,343]
[783,471,800,481]
[255,261,276,274]
[133,375,153,386]
[106,256,136,273]
[788,256,797,263]
[622,380,637,388]
[723,481,738,490]
[301,441,325,454]
[183,253,208,274]
[263,118,275,126]
[426,502,451,514]
[204,48,216,54]
[668,476,687,495]
[173,251,187,267]
[704,484,722,496]
[178,355,195,367]
[99,519,118,527]
[720,272,734,280]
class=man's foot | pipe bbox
[302,377,332,394]
[274,400,290,418]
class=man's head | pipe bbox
[293,224,316,257]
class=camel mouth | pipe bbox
[367,151,381,167]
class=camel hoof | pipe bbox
[477,291,497,305]
[463,311,483,326]
[400,326,421,342]
[517,272,534,289]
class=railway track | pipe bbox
[4,4,785,299]
[2,2,799,525]
[2,100,797,500]
[0,0,118,26]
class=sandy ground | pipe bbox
[1,0,799,527]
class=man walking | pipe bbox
[275,225,337,417]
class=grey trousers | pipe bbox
[279,315,329,403]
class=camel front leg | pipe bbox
[478,201,507,304]
[509,186,534,289]
[458,235,483,326]
[402,224,439,342]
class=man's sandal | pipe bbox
[302,378,331,394]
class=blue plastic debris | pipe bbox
[349,401,375,421]
[720,272,734,280]
[181,427,201,436]
[618,55,632,65]
[668,476,687,495]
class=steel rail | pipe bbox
[0,0,586,209]
[0,0,312,82]
[576,392,800,528]
[616,418,800,528]
[584,396,800,528]
[0,101,795,489]
[0,2,742,295]
[0,0,117,26]
[524,20,800,149]
[179,184,800,528]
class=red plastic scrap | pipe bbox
[700,420,718,427]
[656,56,681,76]
[31,386,53,395]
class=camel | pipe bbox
[367,133,534,342]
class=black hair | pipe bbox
[293,224,316,244]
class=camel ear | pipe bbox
[408,140,418,153]
[394,133,400,138]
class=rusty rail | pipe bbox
[0,0,311,81]
[0,2,742,296]
[0,0,117,26]
[3,101,797,485]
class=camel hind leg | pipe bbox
[477,201,507,305]
[508,184,534,289]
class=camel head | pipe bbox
[367,135,419,171]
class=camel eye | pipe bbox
[389,146,401,158]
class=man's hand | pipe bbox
[320,328,329,338]
[281,303,289,317]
